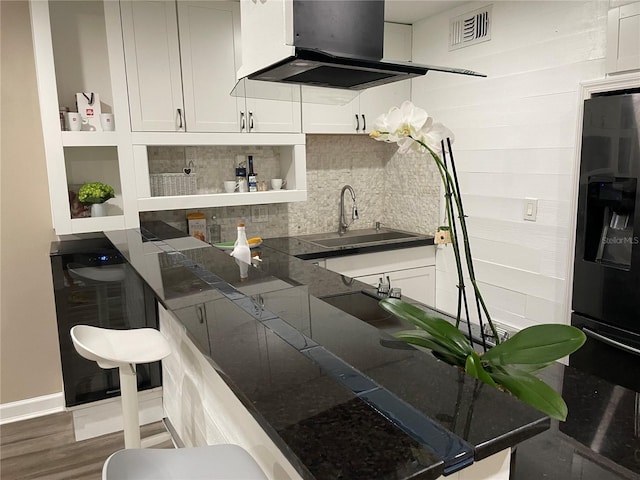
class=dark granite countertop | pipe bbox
[105,222,551,480]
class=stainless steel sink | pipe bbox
[320,290,413,333]
[298,228,421,249]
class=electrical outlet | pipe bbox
[251,205,269,223]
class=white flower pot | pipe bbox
[91,203,106,217]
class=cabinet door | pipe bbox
[246,80,302,133]
[359,23,412,133]
[301,86,361,134]
[388,266,435,307]
[606,2,640,74]
[121,1,184,132]
[178,1,244,132]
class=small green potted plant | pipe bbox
[78,182,115,217]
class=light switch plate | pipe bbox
[523,198,538,221]
[251,205,269,223]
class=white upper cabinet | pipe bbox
[244,83,302,133]
[178,1,243,132]
[121,1,185,132]
[121,0,300,133]
[302,23,412,134]
[607,2,640,74]
[300,89,361,134]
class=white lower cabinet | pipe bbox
[324,246,436,307]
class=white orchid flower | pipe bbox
[416,122,455,155]
[370,101,453,155]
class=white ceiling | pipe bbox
[385,0,470,24]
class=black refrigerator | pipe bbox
[570,89,640,392]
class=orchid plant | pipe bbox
[370,101,585,421]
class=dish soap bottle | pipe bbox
[208,215,221,245]
[230,222,251,279]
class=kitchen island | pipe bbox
[105,222,549,480]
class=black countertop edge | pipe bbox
[473,417,551,461]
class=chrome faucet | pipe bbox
[339,185,358,235]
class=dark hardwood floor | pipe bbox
[0,412,171,480]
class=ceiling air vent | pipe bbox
[449,5,492,51]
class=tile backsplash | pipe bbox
[140,135,441,242]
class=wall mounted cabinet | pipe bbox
[121,0,301,133]
[606,2,640,74]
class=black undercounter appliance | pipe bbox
[50,234,161,407]
[570,89,640,392]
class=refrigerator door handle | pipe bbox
[583,328,640,356]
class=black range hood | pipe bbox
[247,47,485,91]
[235,0,485,92]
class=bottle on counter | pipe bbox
[230,222,251,279]
[247,155,257,192]
[208,215,221,245]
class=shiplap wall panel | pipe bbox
[453,148,575,174]
[413,1,609,330]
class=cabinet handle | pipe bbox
[362,114,366,132]
[196,304,205,324]
[249,111,254,131]
[240,111,245,131]
[355,114,360,132]
[177,108,183,130]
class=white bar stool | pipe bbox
[102,445,268,480]
[70,325,172,449]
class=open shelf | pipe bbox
[69,215,126,234]
[61,131,119,146]
[137,190,306,212]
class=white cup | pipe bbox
[66,112,83,131]
[223,180,237,193]
[100,113,115,131]
[270,178,286,190]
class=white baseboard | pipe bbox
[0,392,65,425]
[71,387,164,441]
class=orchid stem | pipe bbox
[410,136,501,346]
[439,141,474,347]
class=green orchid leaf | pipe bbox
[394,330,467,366]
[482,325,586,365]
[508,362,554,374]
[432,350,467,366]
[489,366,568,421]
[380,298,474,357]
[465,352,497,387]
